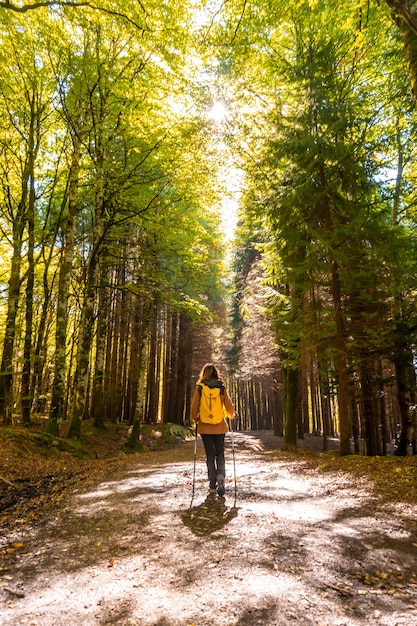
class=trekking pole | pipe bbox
[191,422,198,505]
[230,413,237,503]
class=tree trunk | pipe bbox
[393,337,415,456]
[165,312,179,422]
[170,314,192,425]
[108,281,123,422]
[331,261,351,456]
[117,285,130,421]
[387,0,417,104]
[283,366,298,450]
[32,259,55,414]
[183,327,194,427]
[317,359,330,449]
[160,306,170,422]
[92,258,109,429]
[272,385,284,436]
[21,186,35,426]
[21,112,37,426]
[124,300,152,449]
[0,167,30,423]
[47,132,82,434]
[123,294,143,424]
[360,358,379,456]
[67,256,98,439]
[298,367,307,439]
[145,306,158,423]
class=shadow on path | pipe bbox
[181,492,239,536]
[1,431,416,626]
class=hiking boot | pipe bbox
[216,474,225,497]
[209,481,217,494]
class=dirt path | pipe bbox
[1,431,417,626]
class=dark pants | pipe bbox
[201,434,226,488]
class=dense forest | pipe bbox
[1,0,417,457]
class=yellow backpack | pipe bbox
[198,382,225,424]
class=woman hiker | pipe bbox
[191,363,235,497]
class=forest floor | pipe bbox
[1,425,417,625]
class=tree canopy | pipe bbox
[1,0,417,456]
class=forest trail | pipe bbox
[1,431,417,626]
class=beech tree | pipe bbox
[0,1,228,437]
[0,11,59,424]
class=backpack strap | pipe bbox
[198,382,225,396]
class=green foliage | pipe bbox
[223,0,417,368]
[0,0,232,432]
[122,422,190,453]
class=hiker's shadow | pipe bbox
[181,494,238,537]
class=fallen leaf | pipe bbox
[108,557,115,567]
[397,593,412,600]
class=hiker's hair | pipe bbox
[198,363,222,383]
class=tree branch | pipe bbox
[385,0,417,36]
[0,475,17,488]
[201,0,248,46]
[230,0,247,44]
[0,1,148,32]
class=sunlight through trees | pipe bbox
[1,0,417,458]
